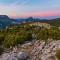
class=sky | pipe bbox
[0,0,60,19]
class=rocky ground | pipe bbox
[0,39,60,60]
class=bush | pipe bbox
[3,33,16,48]
[36,29,48,43]
[1,24,60,48]
[0,35,4,45]
[36,27,60,43]
[3,30,32,48]
[48,28,60,40]
[56,49,60,60]
[15,30,32,44]
[0,47,4,55]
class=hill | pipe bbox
[0,15,16,29]
[47,18,60,27]
[16,17,60,26]
[0,15,60,29]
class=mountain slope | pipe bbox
[0,15,60,29]
[0,15,16,28]
[16,17,60,26]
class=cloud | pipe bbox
[0,0,30,18]
[0,0,60,18]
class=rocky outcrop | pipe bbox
[0,51,29,60]
[20,40,60,60]
[0,40,60,60]
[17,52,29,60]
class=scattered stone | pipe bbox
[0,40,60,60]
[7,53,18,60]
[17,51,29,60]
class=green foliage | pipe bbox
[56,49,60,60]
[0,24,60,48]
[15,30,32,44]
[4,33,16,48]
[36,29,48,43]
[0,47,4,55]
[48,27,60,40]
[3,29,32,48]
[42,18,60,27]
[0,35,4,45]
[36,26,60,43]
[0,32,5,45]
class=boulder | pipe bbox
[7,53,18,60]
[17,52,29,60]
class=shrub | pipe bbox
[3,33,16,48]
[3,30,32,48]
[36,29,48,43]
[56,49,60,60]
[48,28,60,40]
[15,31,32,44]
[0,47,4,55]
[0,35,4,45]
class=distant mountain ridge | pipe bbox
[0,15,17,29]
[0,15,9,19]
[0,15,60,29]
[16,17,60,26]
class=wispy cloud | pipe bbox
[0,0,30,18]
[0,0,60,18]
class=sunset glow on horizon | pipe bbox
[0,0,60,19]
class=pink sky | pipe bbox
[0,0,60,19]
[10,10,60,18]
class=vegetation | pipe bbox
[36,29,48,43]
[0,24,32,48]
[36,26,60,43]
[0,15,60,57]
[0,47,4,55]
[56,49,60,60]
[0,23,60,48]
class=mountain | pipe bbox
[0,15,17,29]
[15,17,60,26]
[0,15,60,29]
[16,17,44,23]
[48,18,60,26]
[38,18,60,26]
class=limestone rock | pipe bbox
[17,52,29,60]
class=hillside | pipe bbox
[0,15,60,29]
[16,17,60,26]
[0,21,60,60]
[0,15,16,29]
[39,18,60,27]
